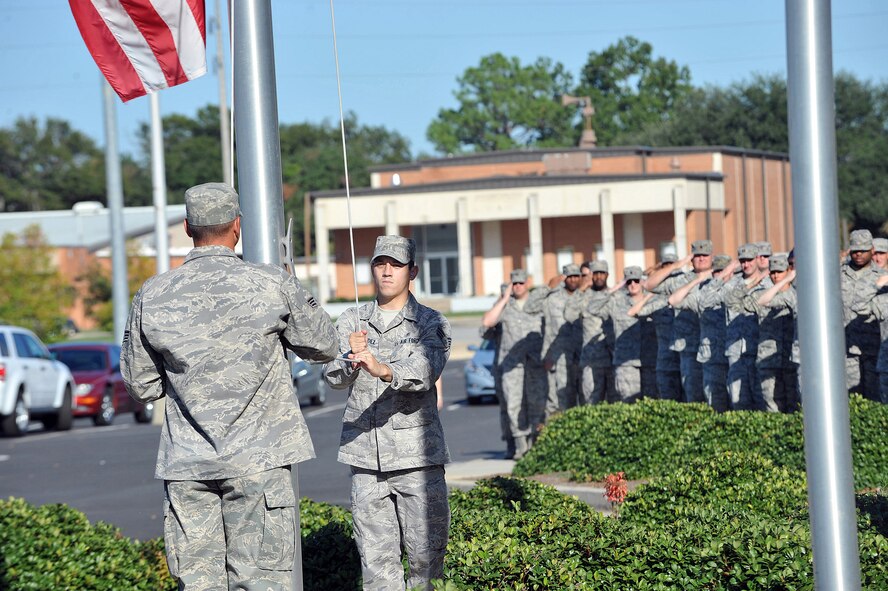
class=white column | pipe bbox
[481,221,503,295]
[385,201,398,236]
[527,194,544,283]
[599,189,615,282]
[314,204,331,304]
[456,198,473,296]
[622,213,645,270]
[672,185,688,259]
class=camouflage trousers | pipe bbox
[846,354,880,402]
[656,369,682,401]
[759,366,800,412]
[350,465,449,591]
[614,364,656,403]
[163,466,297,591]
[501,360,546,438]
[680,353,705,404]
[727,355,759,410]
[580,365,616,404]
[702,362,729,412]
[878,372,888,404]
[544,357,580,419]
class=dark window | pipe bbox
[0,333,8,357]
[55,350,108,372]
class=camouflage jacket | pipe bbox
[565,289,613,368]
[841,262,884,355]
[649,269,701,353]
[723,274,763,361]
[743,287,797,369]
[121,246,338,480]
[495,289,545,368]
[542,286,583,365]
[324,293,451,472]
[589,291,658,367]
[673,278,728,365]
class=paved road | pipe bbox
[0,359,504,541]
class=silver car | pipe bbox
[290,353,328,406]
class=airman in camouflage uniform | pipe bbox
[723,243,765,410]
[590,266,658,402]
[744,254,799,412]
[565,260,615,404]
[481,269,546,459]
[121,183,339,591]
[669,255,734,411]
[646,254,682,401]
[841,229,884,401]
[855,271,888,404]
[542,263,583,418]
[324,236,451,591]
[873,238,888,271]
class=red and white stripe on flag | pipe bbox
[69,0,207,102]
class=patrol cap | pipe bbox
[754,241,773,256]
[737,243,758,260]
[563,263,581,277]
[691,240,713,256]
[660,252,677,264]
[874,238,888,253]
[769,253,789,272]
[712,255,732,272]
[371,235,415,265]
[850,229,874,251]
[589,260,609,273]
[185,182,241,226]
[510,269,529,283]
[624,266,643,281]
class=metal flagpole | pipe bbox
[231,2,303,588]
[785,1,861,589]
[149,93,170,275]
[102,80,129,345]
[214,0,233,186]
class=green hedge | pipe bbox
[514,396,888,489]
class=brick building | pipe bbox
[310,146,793,303]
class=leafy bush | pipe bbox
[0,497,175,590]
[300,498,361,590]
[514,396,888,489]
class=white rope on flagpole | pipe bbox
[328,0,361,331]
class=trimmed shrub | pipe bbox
[300,498,360,590]
[514,396,888,489]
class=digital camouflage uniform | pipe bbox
[324,293,451,591]
[493,288,547,451]
[650,293,681,401]
[841,260,884,401]
[122,186,338,591]
[674,277,730,411]
[855,290,888,404]
[650,269,705,403]
[480,323,512,454]
[724,273,765,410]
[542,285,583,417]
[744,282,799,412]
[565,289,615,404]
[591,289,658,403]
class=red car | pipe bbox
[48,343,154,426]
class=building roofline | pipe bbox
[311,171,724,200]
[368,145,789,173]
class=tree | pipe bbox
[80,244,157,332]
[575,36,693,146]
[427,53,576,153]
[0,225,74,341]
[0,118,105,212]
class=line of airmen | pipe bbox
[482,228,888,459]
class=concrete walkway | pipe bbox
[445,458,612,513]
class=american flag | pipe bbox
[69,0,207,102]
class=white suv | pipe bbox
[0,325,77,437]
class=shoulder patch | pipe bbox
[306,296,319,309]
[437,326,452,351]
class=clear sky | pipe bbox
[2,0,886,161]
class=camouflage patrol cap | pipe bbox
[510,269,529,283]
[589,260,609,273]
[691,240,713,256]
[737,243,758,260]
[371,235,415,265]
[849,229,874,251]
[563,263,581,277]
[769,253,789,272]
[873,238,888,253]
[185,182,241,226]
[754,241,773,256]
[713,255,732,271]
[623,266,643,281]
[660,252,678,264]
